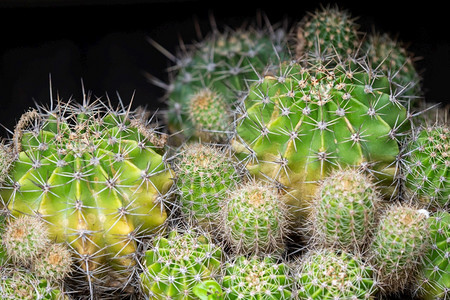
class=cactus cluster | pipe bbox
[0,3,448,300]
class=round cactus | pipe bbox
[140,228,223,299]
[220,180,289,256]
[309,168,381,253]
[404,124,449,209]
[416,210,450,300]
[0,99,174,294]
[232,58,411,222]
[33,243,73,281]
[222,255,293,299]
[295,5,361,59]
[161,24,288,144]
[369,204,430,293]
[0,141,13,185]
[1,215,51,266]
[0,267,68,299]
[175,143,241,230]
[293,248,377,299]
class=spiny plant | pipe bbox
[232,57,412,223]
[220,179,289,256]
[139,228,223,299]
[221,255,293,299]
[369,203,430,294]
[403,124,449,209]
[0,93,174,297]
[0,141,13,185]
[1,215,51,266]
[415,210,450,300]
[148,18,288,144]
[293,248,377,299]
[308,167,381,254]
[174,143,241,230]
[33,242,73,281]
[295,5,361,60]
[0,267,68,299]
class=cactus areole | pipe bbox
[0,99,174,278]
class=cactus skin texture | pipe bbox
[369,204,430,294]
[32,242,73,281]
[416,210,450,300]
[0,99,174,295]
[309,168,381,253]
[222,255,293,300]
[232,58,410,222]
[0,268,68,299]
[175,143,241,230]
[140,229,223,299]
[295,5,360,59]
[404,125,449,209]
[164,25,287,144]
[294,249,377,299]
[220,180,288,256]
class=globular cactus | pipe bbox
[0,267,68,299]
[232,58,411,223]
[0,141,13,185]
[295,5,361,59]
[369,204,430,294]
[416,210,449,300]
[309,168,381,253]
[1,215,51,266]
[222,255,293,299]
[403,124,449,209]
[32,243,73,281]
[0,97,174,296]
[139,228,223,299]
[152,22,288,144]
[293,248,377,299]
[220,180,289,256]
[174,143,241,230]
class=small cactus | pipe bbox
[140,228,223,299]
[369,204,430,294]
[222,255,293,299]
[293,248,377,299]
[33,243,73,281]
[220,180,289,256]
[309,168,381,253]
[174,143,241,230]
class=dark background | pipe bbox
[0,0,448,138]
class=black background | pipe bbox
[0,0,448,138]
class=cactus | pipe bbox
[404,124,449,209]
[0,98,174,295]
[174,143,241,230]
[309,168,381,253]
[293,248,377,299]
[155,23,288,144]
[222,255,293,299]
[0,267,68,299]
[232,58,411,223]
[33,243,73,281]
[295,5,361,59]
[140,228,223,299]
[416,210,450,300]
[220,180,289,256]
[0,141,13,185]
[369,204,430,294]
[1,215,51,266]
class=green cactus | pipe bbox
[32,243,73,281]
[222,255,293,300]
[140,229,223,299]
[175,143,241,230]
[404,124,449,209]
[309,168,381,253]
[232,58,410,223]
[158,24,288,144]
[369,204,430,294]
[0,99,174,295]
[295,5,361,59]
[416,210,450,300]
[294,248,377,299]
[0,268,68,299]
[220,180,288,255]
[1,215,51,266]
